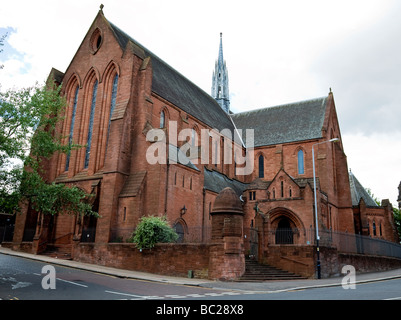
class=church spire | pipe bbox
[218,32,224,69]
[212,33,230,113]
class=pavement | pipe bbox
[1,245,401,294]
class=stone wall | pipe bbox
[73,186,247,281]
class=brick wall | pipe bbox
[264,244,401,278]
[73,242,210,279]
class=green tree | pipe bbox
[129,215,178,250]
[0,83,97,217]
[0,33,6,70]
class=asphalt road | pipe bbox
[0,254,238,300]
[1,253,401,302]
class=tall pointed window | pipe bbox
[214,141,218,167]
[105,74,118,151]
[298,149,304,175]
[191,128,196,146]
[160,110,165,128]
[84,80,98,169]
[258,154,264,178]
[65,85,79,171]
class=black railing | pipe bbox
[329,230,401,259]
[268,227,401,260]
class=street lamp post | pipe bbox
[312,138,339,279]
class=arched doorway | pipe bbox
[174,221,185,243]
[81,190,99,243]
[275,217,294,244]
[267,207,305,245]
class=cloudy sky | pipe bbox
[1,0,400,205]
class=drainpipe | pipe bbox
[202,187,206,242]
[164,158,169,216]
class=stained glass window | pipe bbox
[160,110,165,128]
[298,149,304,175]
[258,154,264,178]
[105,74,118,152]
[65,85,79,171]
[84,80,98,169]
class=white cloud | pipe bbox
[310,1,401,135]
[0,0,400,204]
[343,132,401,206]
[0,58,34,90]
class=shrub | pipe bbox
[129,215,178,250]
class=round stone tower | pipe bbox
[208,187,245,280]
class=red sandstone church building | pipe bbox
[7,8,399,278]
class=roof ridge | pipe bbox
[231,96,327,116]
[107,19,235,132]
[108,20,219,106]
[204,167,248,186]
[349,171,378,207]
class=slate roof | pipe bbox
[203,167,248,196]
[48,68,65,84]
[348,171,379,207]
[230,97,328,147]
[107,20,236,135]
[119,171,146,198]
[169,144,200,172]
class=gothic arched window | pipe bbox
[160,110,165,128]
[174,222,185,243]
[298,149,305,175]
[214,141,218,167]
[105,73,118,151]
[258,154,264,178]
[65,85,79,171]
[84,79,98,169]
[373,220,377,236]
[191,128,196,146]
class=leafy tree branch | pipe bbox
[0,83,97,217]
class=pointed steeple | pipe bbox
[218,32,224,69]
[211,33,230,113]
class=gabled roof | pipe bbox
[245,168,318,191]
[119,171,146,198]
[348,171,379,207]
[106,19,236,134]
[231,97,328,147]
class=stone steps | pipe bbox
[239,259,307,281]
[41,244,72,260]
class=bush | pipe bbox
[129,215,178,250]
